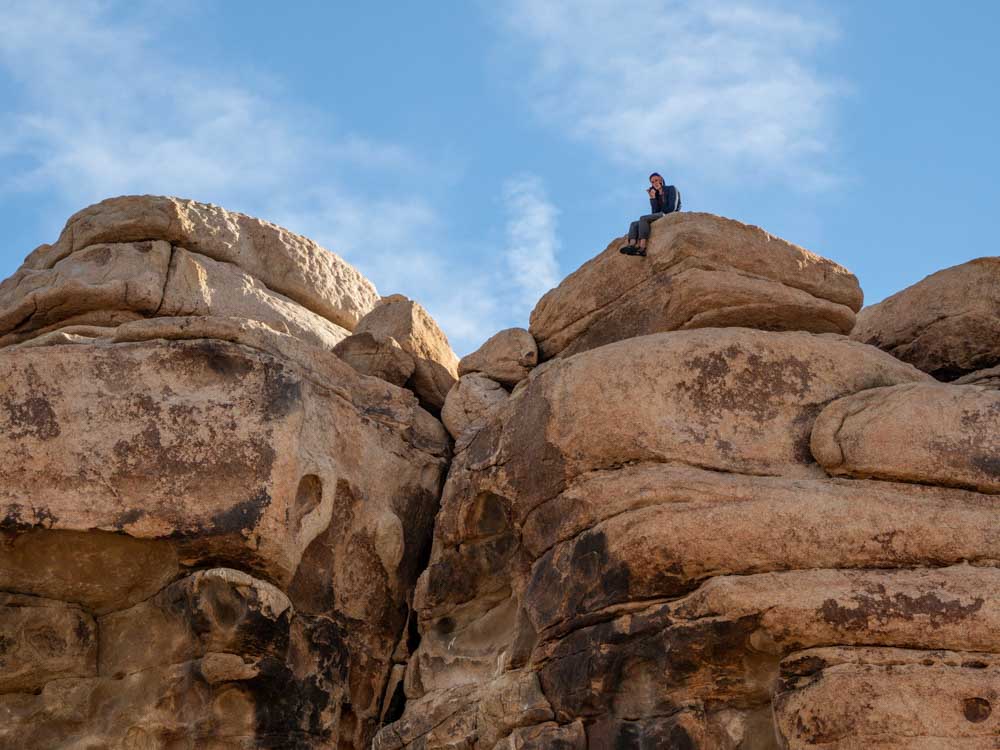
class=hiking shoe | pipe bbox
[636,248,647,257]
[620,245,640,255]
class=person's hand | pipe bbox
[647,187,657,198]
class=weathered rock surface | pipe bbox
[334,330,416,386]
[955,363,1000,389]
[812,382,1000,493]
[851,257,1000,380]
[7,198,1000,748]
[384,323,998,748]
[355,294,460,410]
[458,328,537,386]
[20,194,379,329]
[529,212,863,359]
[0,594,96,694]
[775,647,1000,748]
[0,198,450,748]
[441,373,508,440]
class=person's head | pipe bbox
[649,172,664,189]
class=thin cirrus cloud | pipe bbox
[501,0,843,188]
[502,176,561,308]
[0,0,545,353]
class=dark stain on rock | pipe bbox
[1,504,58,531]
[963,697,991,723]
[195,340,255,380]
[263,367,303,420]
[526,530,639,632]
[678,345,815,425]
[113,508,145,530]
[970,452,1000,478]
[819,587,984,630]
[249,614,350,745]
[210,490,271,536]
[80,244,113,265]
[0,394,60,441]
[73,616,93,648]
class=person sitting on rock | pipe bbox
[621,172,681,256]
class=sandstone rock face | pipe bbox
[334,331,416,387]
[355,294,460,410]
[380,322,999,748]
[458,327,538,386]
[529,212,863,359]
[20,194,379,329]
[0,199,450,748]
[956,363,1000,389]
[851,257,1000,380]
[441,374,508,441]
[6,200,1000,748]
[811,382,1000,493]
[775,647,1000,748]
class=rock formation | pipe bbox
[2,197,998,749]
[0,197,449,748]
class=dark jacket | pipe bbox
[649,185,680,214]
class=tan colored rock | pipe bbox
[431,330,928,529]
[0,334,447,609]
[775,647,1000,748]
[23,195,379,329]
[355,294,459,410]
[458,328,537,386]
[159,247,350,349]
[334,331,416,387]
[0,240,171,345]
[521,464,1000,634]
[533,565,1000,735]
[98,569,291,678]
[0,594,96,693]
[955,363,1000,389]
[851,257,1000,380]
[529,212,863,359]
[441,374,508,440]
[811,382,1000,493]
[373,672,554,750]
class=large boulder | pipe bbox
[441,373,508,440]
[333,331,416,387]
[811,382,1000,493]
[0,199,449,749]
[851,257,1000,380]
[529,212,863,359]
[354,294,459,410]
[458,328,537,386]
[19,194,379,329]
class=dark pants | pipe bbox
[628,213,664,242]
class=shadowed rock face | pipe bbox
[5,201,1000,748]
[0,198,450,748]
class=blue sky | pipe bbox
[1,1,998,354]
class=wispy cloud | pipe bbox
[0,0,532,353]
[500,0,843,187]
[503,175,560,306]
